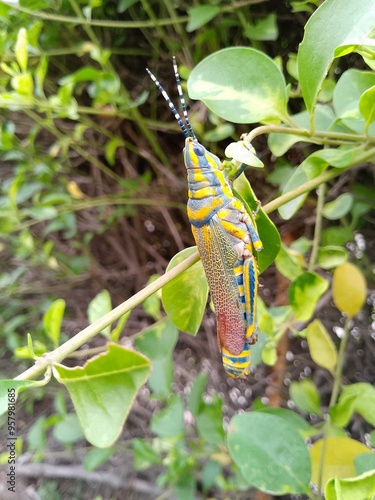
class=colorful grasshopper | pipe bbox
[147,58,263,378]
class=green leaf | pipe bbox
[43,298,66,348]
[20,0,48,8]
[104,137,122,166]
[53,344,151,447]
[161,247,208,335]
[275,243,304,281]
[310,437,372,487]
[323,193,353,220]
[332,262,367,317]
[151,394,184,437]
[188,373,208,417]
[333,69,375,134]
[87,289,112,338]
[117,0,139,13]
[258,407,314,437]
[359,85,375,131]
[262,343,277,366]
[27,416,47,451]
[53,413,85,444]
[354,453,375,475]
[322,226,353,247]
[202,460,221,493]
[244,13,278,41]
[188,47,288,123]
[23,206,58,221]
[306,319,337,374]
[135,319,178,361]
[0,380,42,416]
[227,412,311,494]
[278,164,308,220]
[203,122,235,142]
[290,379,323,416]
[297,0,375,113]
[325,469,375,500]
[196,396,225,445]
[289,271,329,321]
[132,438,161,470]
[233,173,281,272]
[15,28,28,72]
[110,311,130,342]
[83,447,114,472]
[147,355,173,398]
[12,72,34,95]
[186,5,220,32]
[330,383,375,427]
[317,246,348,269]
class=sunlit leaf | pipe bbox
[323,193,353,220]
[289,272,329,321]
[359,85,375,131]
[43,298,66,348]
[15,28,28,72]
[162,247,208,335]
[290,379,323,416]
[325,469,375,500]
[310,437,372,487]
[186,5,220,32]
[53,344,150,447]
[188,47,288,123]
[330,383,375,427]
[332,262,367,317]
[244,13,278,41]
[298,0,375,112]
[87,289,112,338]
[317,246,348,269]
[306,319,337,374]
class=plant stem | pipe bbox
[244,124,374,145]
[329,316,351,408]
[308,183,325,272]
[8,3,190,28]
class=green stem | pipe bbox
[7,3,189,28]
[308,183,325,272]
[245,125,374,145]
[329,316,351,408]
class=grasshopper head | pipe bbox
[183,137,221,171]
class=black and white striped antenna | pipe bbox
[146,57,197,140]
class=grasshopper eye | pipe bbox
[193,144,205,156]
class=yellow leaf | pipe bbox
[307,319,337,374]
[67,181,85,200]
[332,263,366,317]
[310,437,371,487]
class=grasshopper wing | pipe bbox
[192,216,246,355]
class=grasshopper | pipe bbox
[147,58,263,378]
